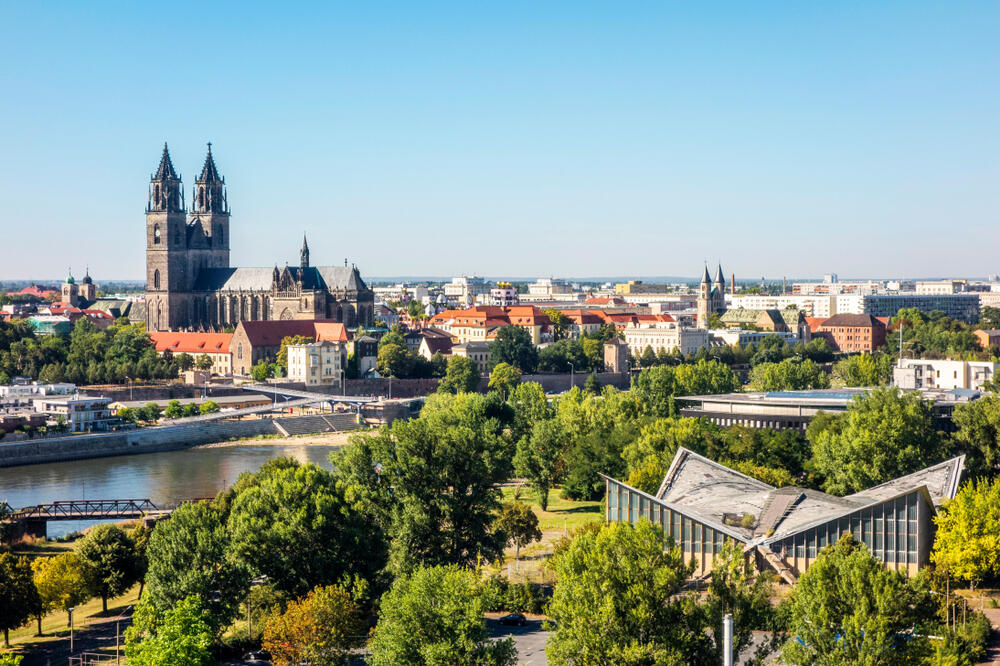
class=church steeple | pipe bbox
[148,143,184,213]
[300,234,310,268]
[194,142,227,214]
[714,264,726,293]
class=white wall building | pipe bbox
[711,329,800,347]
[893,359,997,391]
[729,294,838,319]
[444,276,489,304]
[622,322,710,357]
[32,395,113,433]
[286,340,348,390]
[915,280,967,295]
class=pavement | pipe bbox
[487,617,550,665]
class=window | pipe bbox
[153,224,161,244]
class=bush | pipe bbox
[504,582,545,614]
[481,574,509,612]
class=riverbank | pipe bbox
[195,429,361,449]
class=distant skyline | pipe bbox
[1,3,998,280]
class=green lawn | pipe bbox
[5,583,140,649]
[501,485,603,532]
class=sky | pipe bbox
[0,2,998,282]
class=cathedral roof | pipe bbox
[715,264,725,286]
[701,265,712,284]
[191,266,368,293]
[154,143,179,181]
[197,143,222,183]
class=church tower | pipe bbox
[713,264,727,313]
[190,143,230,269]
[697,264,713,329]
[145,143,190,331]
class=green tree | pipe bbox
[494,500,542,563]
[182,403,200,417]
[263,585,363,666]
[980,306,1000,330]
[639,345,657,368]
[748,358,829,391]
[0,553,37,647]
[507,381,552,445]
[490,326,538,373]
[143,502,248,634]
[704,541,777,663]
[438,355,480,394]
[514,418,563,510]
[138,402,162,422]
[124,595,215,666]
[226,459,384,599]
[377,327,405,350]
[833,353,894,387]
[488,362,521,399]
[782,534,931,665]
[75,523,139,613]
[932,478,1000,593]
[276,335,313,368]
[250,360,272,382]
[632,360,740,417]
[195,354,213,372]
[175,353,195,371]
[199,400,220,415]
[543,308,571,341]
[32,552,90,633]
[546,521,711,664]
[164,400,184,419]
[376,342,410,378]
[952,395,1000,479]
[809,388,947,495]
[368,564,516,666]
[583,372,600,394]
[333,392,513,574]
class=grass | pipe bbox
[6,583,140,649]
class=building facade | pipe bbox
[893,359,997,391]
[286,340,348,389]
[149,332,234,376]
[145,144,374,332]
[622,321,710,357]
[814,313,887,353]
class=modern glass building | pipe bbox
[603,448,964,581]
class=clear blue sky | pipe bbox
[1,2,997,282]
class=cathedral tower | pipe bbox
[145,143,190,331]
[190,143,230,270]
[697,264,713,329]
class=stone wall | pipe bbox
[476,371,630,393]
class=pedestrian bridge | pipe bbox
[1,498,188,541]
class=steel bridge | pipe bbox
[2,498,178,541]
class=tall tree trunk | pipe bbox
[102,595,108,613]
[138,580,145,599]
[4,628,8,648]
[36,613,42,636]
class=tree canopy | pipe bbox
[932,478,1000,589]
[489,326,538,373]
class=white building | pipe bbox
[444,276,489,304]
[32,395,113,433]
[915,280,967,295]
[526,277,574,300]
[622,322,710,357]
[286,340,348,390]
[729,294,838,319]
[490,283,519,307]
[0,382,76,400]
[893,359,997,391]
[711,329,800,347]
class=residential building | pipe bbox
[814,313,886,353]
[428,306,553,345]
[557,309,604,339]
[893,359,997,391]
[0,382,76,400]
[286,340,348,389]
[452,341,491,375]
[603,447,965,577]
[230,320,350,376]
[443,276,489,305]
[490,282,519,307]
[526,277,574,300]
[417,335,453,360]
[614,280,672,295]
[915,280,967,295]
[149,332,234,375]
[711,329,800,347]
[32,395,114,433]
[791,276,884,295]
[730,294,838,319]
[974,329,1000,350]
[622,321,710,357]
[835,293,980,324]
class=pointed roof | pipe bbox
[715,264,725,287]
[154,143,179,181]
[701,264,712,284]
[197,142,222,183]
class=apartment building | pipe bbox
[286,340,348,389]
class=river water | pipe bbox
[0,444,343,537]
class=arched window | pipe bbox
[153,224,161,244]
[238,343,243,360]
[153,269,160,289]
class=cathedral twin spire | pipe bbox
[150,143,227,214]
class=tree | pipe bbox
[276,335,314,369]
[514,418,563,510]
[368,565,516,666]
[376,342,409,378]
[583,372,600,394]
[226,459,384,599]
[250,360,272,382]
[809,388,948,495]
[175,353,195,371]
[543,308,571,341]
[488,362,521,399]
[333,392,514,574]
[980,306,1000,330]
[495,500,542,563]
[195,354,213,372]
[438,355,480,394]
[138,402,162,422]
[639,345,657,368]
[124,595,215,666]
[75,523,139,613]
[32,552,90,633]
[143,502,248,634]
[932,478,1000,593]
[782,534,931,665]
[833,353,894,387]
[748,358,829,391]
[262,585,363,666]
[704,541,777,663]
[199,400,220,415]
[164,400,184,419]
[546,521,711,664]
[952,395,1000,479]
[507,381,552,445]
[490,326,538,373]
[632,360,740,417]
[0,553,37,647]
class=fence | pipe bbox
[68,652,121,665]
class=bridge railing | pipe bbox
[9,498,159,520]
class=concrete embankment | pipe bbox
[0,415,356,468]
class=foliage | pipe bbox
[951,394,1000,479]
[75,523,140,613]
[781,534,932,665]
[32,552,90,625]
[980,306,1000,330]
[164,399,184,419]
[226,458,385,600]
[891,308,983,359]
[368,564,516,666]
[143,502,248,635]
[809,388,948,495]
[494,500,542,562]
[124,595,216,666]
[833,352,895,387]
[704,541,778,663]
[262,585,363,666]
[490,326,538,373]
[176,352,195,371]
[250,360,272,382]
[932,478,1000,589]
[276,335,313,369]
[536,339,592,373]
[199,400,220,415]
[195,354,213,372]
[583,372,600,394]
[438,355,480,394]
[543,308,571,341]
[514,418,564,510]
[546,521,712,665]
[334,391,514,574]
[0,553,37,647]
[488,362,521,398]
[748,358,829,391]
[507,381,552,445]
[375,342,409,378]
[632,360,740,417]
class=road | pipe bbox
[488,617,550,665]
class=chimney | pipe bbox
[731,273,735,295]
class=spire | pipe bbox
[715,263,725,290]
[701,263,712,285]
[300,233,310,268]
[82,266,93,285]
[153,143,179,181]
[198,142,222,183]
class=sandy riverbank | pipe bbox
[194,429,366,449]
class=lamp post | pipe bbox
[568,362,575,391]
[68,606,74,654]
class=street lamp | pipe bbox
[68,606,75,653]
[568,362,575,391]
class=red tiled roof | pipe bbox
[805,317,827,332]
[150,332,234,354]
[817,314,886,329]
[236,320,351,347]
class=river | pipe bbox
[0,443,343,538]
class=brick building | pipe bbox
[814,313,887,353]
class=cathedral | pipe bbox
[696,263,727,327]
[144,144,374,332]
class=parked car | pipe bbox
[498,612,527,626]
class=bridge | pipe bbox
[160,385,380,426]
[1,498,183,542]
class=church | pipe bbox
[144,144,374,332]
